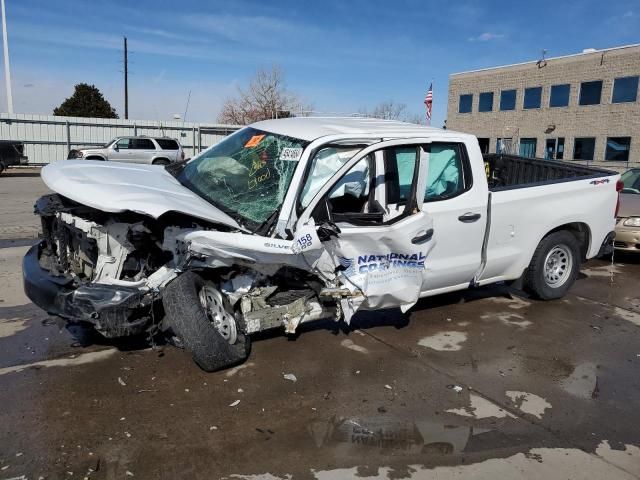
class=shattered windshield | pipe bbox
[176,128,306,228]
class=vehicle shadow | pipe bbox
[2,170,41,178]
[64,283,526,350]
[252,282,524,343]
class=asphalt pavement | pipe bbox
[0,169,639,479]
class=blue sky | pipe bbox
[2,0,639,126]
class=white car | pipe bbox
[24,118,619,371]
[67,136,185,165]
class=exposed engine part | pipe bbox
[238,286,334,334]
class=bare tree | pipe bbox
[217,66,311,125]
[361,100,425,124]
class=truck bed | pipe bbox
[483,154,615,191]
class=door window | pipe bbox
[131,138,156,150]
[115,138,130,149]
[425,143,467,202]
[312,145,422,226]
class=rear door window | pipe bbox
[155,139,179,150]
[131,138,156,150]
[425,143,468,201]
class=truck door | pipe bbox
[297,139,435,319]
[109,138,132,162]
[420,141,487,293]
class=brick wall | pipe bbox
[447,45,640,170]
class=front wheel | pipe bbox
[524,231,580,300]
[163,271,250,372]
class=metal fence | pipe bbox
[0,113,240,165]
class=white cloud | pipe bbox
[468,32,506,42]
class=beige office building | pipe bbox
[447,44,640,169]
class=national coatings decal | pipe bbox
[340,252,427,275]
[590,178,610,186]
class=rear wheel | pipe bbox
[152,158,170,166]
[0,161,5,175]
[524,230,580,300]
[163,271,250,372]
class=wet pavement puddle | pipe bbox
[0,348,117,376]
[307,416,497,456]
[445,393,516,419]
[0,318,29,338]
[417,331,467,351]
[505,391,552,419]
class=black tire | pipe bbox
[0,161,4,175]
[163,271,250,372]
[524,230,580,300]
[152,158,170,166]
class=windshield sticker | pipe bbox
[279,147,303,161]
[244,134,265,148]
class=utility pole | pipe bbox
[1,0,13,114]
[123,36,128,119]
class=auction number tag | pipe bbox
[279,147,303,161]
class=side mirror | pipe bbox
[113,145,119,151]
[317,221,341,241]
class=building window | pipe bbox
[500,90,516,111]
[579,81,603,106]
[612,76,639,103]
[573,137,596,160]
[496,138,514,154]
[605,137,631,161]
[459,94,473,113]
[519,138,537,157]
[477,138,490,153]
[545,138,565,160]
[523,87,542,109]
[478,92,493,112]
[549,84,570,107]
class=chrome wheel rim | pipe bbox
[543,244,573,288]
[198,283,237,344]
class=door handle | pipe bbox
[411,228,434,244]
[458,212,481,223]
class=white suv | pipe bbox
[68,136,185,165]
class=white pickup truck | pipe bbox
[23,118,620,371]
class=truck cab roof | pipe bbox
[251,117,471,142]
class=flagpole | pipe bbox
[1,0,13,114]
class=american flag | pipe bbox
[424,83,433,125]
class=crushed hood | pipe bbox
[619,193,640,218]
[41,161,241,228]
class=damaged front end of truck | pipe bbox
[24,192,344,342]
